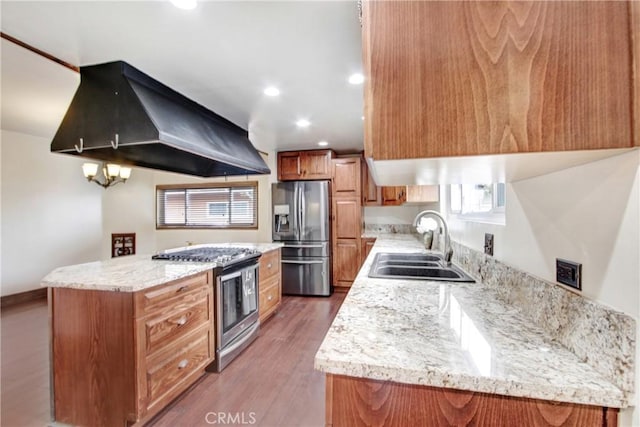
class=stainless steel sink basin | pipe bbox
[375,253,442,265]
[368,253,475,282]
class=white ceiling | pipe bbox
[0,0,364,153]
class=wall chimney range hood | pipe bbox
[51,61,270,177]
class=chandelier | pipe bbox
[82,162,132,189]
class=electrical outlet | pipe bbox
[556,259,582,291]
[484,233,494,256]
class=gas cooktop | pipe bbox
[152,246,261,266]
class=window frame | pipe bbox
[156,181,259,230]
[448,183,506,225]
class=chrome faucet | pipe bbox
[413,210,453,266]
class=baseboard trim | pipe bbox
[1,288,47,308]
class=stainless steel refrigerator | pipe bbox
[272,181,331,296]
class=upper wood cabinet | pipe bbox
[333,157,362,197]
[362,1,635,160]
[277,150,333,181]
[381,186,406,206]
[405,185,439,203]
[361,159,381,206]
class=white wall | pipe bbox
[444,150,640,425]
[101,151,277,254]
[0,130,103,296]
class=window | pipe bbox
[449,183,505,224]
[156,182,258,229]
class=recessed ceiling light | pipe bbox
[171,0,197,10]
[318,141,329,147]
[348,73,365,85]
[296,119,311,128]
[264,86,280,97]
[361,116,365,120]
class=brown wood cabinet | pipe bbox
[361,159,381,206]
[360,237,376,266]
[326,374,618,427]
[405,185,439,203]
[362,1,635,161]
[50,272,214,426]
[331,157,363,290]
[258,248,281,323]
[381,186,406,206]
[332,157,361,198]
[277,150,333,181]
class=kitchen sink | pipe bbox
[368,253,475,282]
[375,253,443,265]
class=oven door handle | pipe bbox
[281,259,324,265]
[219,269,243,282]
[283,244,325,249]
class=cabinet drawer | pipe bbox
[144,295,211,356]
[259,276,281,317]
[259,249,280,283]
[139,272,210,315]
[146,328,211,409]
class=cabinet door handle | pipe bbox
[177,286,189,293]
[267,263,272,269]
[177,359,189,369]
[174,316,187,326]
[268,295,273,301]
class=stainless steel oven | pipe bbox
[212,261,260,372]
[152,246,262,373]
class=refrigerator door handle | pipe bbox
[281,259,324,265]
[300,185,306,236]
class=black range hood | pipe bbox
[51,61,270,177]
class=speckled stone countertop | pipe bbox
[314,234,630,408]
[42,242,283,292]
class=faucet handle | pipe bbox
[444,248,453,264]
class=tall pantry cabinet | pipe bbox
[331,157,363,290]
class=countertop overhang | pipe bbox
[314,234,630,409]
[41,242,283,292]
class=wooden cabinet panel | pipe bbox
[302,150,332,179]
[327,374,617,427]
[144,296,211,355]
[363,1,634,160]
[259,248,280,283]
[52,289,136,427]
[381,186,406,206]
[277,150,333,180]
[146,329,212,412]
[405,185,439,203]
[258,248,281,323]
[361,159,381,206]
[259,275,281,323]
[333,198,361,239]
[333,239,360,288]
[277,152,302,181]
[360,238,376,267]
[332,157,361,197]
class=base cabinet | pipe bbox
[258,248,282,323]
[50,272,214,427]
[360,238,377,267]
[326,374,618,427]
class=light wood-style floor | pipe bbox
[0,293,345,427]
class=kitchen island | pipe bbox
[42,242,282,427]
[315,234,633,426]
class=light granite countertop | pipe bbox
[314,234,629,408]
[42,242,283,292]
